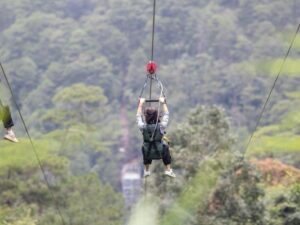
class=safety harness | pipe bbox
[142,124,163,160]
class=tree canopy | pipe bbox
[0,0,300,224]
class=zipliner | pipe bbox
[0,100,18,143]
[136,97,175,178]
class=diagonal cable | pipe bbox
[0,63,67,225]
[242,23,300,158]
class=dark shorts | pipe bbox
[143,144,172,165]
[0,103,14,128]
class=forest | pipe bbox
[0,0,300,224]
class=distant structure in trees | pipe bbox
[122,159,142,208]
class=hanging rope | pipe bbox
[144,0,158,196]
[149,0,157,101]
[151,0,156,62]
[0,63,67,225]
[241,23,300,158]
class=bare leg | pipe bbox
[145,164,150,171]
[4,126,18,143]
[164,164,176,178]
[143,164,151,177]
[165,164,171,171]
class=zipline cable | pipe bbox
[144,0,158,197]
[149,0,157,101]
[151,0,156,62]
[0,63,67,225]
[241,23,300,158]
[149,76,153,100]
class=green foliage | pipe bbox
[197,161,267,225]
[146,106,236,225]
[169,106,235,177]
[291,184,300,207]
[265,184,300,225]
[1,0,300,224]
[248,136,300,156]
[42,174,124,225]
[160,155,228,225]
[43,83,108,128]
[0,137,124,225]
[0,138,64,170]
[263,58,300,77]
[1,209,37,225]
[247,106,300,167]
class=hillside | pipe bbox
[0,0,300,224]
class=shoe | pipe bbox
[4,130,19,143]
[144,170,151,178]
[164,169,176,178]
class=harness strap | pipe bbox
[145,141,161,159]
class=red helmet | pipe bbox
[147,61,157,74]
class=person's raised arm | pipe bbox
[159,97,169,129]
[137,98,145,115]
[136,98,146,130]
[159,97,169,113]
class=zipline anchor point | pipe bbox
[147,61,157,75]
